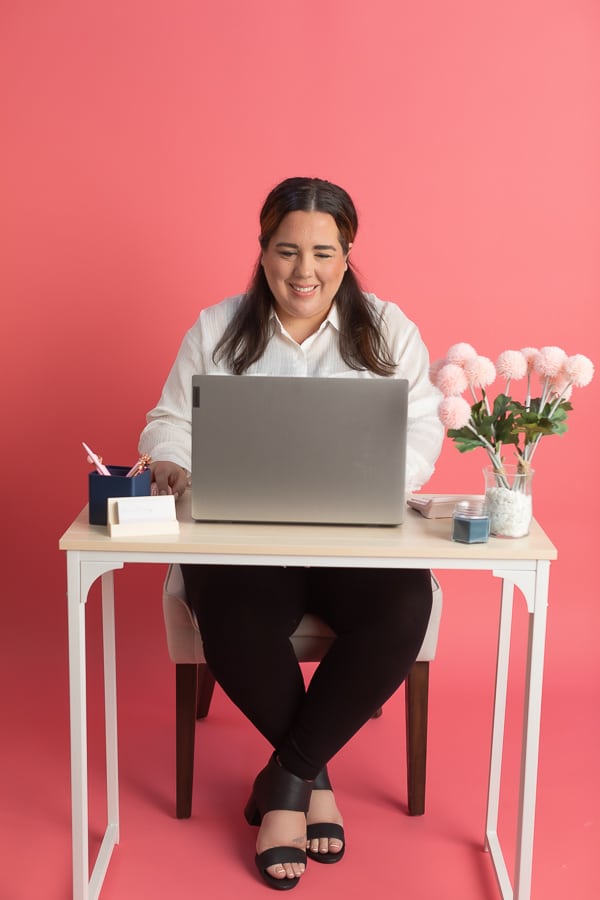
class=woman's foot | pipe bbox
[306,781,345,862]
[244,754,312,889]
[256,810,308,882]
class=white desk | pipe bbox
[59,492,557,900]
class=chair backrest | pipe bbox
[162,564,442,665]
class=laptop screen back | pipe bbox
[191,375,408,526]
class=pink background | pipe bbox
[1,2,599,898]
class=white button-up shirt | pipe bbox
[139,293,444,493]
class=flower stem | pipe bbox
[465,422,505,477]
[548,383,571,416]
[539,376,551,408]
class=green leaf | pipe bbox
[446,429,486,453]
[445,393,573,457]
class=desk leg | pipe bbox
[486,580,514,849]
[485,577,515,896]
[88,571,121,894]
[102,573,119,838]
[67,555,124,900]
[488,564,550,900]
[514,563,550,900]
[67,552,90,900]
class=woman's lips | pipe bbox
[289,284,318,295]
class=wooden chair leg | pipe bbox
[175,663,199,819]
[405,660,429,816]
[196,663,216,719]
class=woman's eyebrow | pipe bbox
[274,241,338,251]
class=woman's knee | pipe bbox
[313,567,433,635]
[181,563,307,641]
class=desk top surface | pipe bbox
[59,492,557,562]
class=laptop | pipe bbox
[191,375,408,526]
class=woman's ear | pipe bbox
[345,242,353,270]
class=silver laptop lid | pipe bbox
[191,375,408,526]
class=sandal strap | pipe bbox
[312,766,332,792]
[257,846,307,870]
[255,846,306,889]
[254,753,312,814]
[306,822,346,865]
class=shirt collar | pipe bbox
[270,302,341,335]
[325,303,341,331]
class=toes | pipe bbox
[307,837,343,856]
[266,862,305,880]
[266,864,287,881]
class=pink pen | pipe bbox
[82,441,111,476]
[126,454,151,477]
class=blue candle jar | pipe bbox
[451,500,490,544]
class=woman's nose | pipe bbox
[293,254,313,278]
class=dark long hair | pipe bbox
[213,177,396,376]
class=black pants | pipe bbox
[181,564,433,781]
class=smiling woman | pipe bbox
[213,176,397,376]
[261,210,350,342]
[138,175,444,890]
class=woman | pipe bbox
[139,176,443,890]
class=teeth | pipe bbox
[292,285,316,293]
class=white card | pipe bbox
[114,495,176,524]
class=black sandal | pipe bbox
[244,753,312,891]
[305,767,346,864]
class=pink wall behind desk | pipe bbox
[1,3,599,707]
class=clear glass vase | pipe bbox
[483,465,534,538]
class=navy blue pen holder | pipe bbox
[88,466,152,525]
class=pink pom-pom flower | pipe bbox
[429,358,446,383]
[438,396,472,429]
[464,355,496,388]
[520,347,539,373]
[434,363,468,396]
[446,343,478,366]
[496,350,527,381]
[534,346,567,378]
[438,338,594,470]
[563,354,594,388]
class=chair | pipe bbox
[162,564,442,819]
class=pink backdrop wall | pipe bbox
[3,1,599,525]
[1,2,599,890]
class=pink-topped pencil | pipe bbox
[82,441,111,476]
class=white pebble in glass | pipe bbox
[483,466,534,538]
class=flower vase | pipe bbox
[483,465,534,538]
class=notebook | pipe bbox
[191,375,408,526]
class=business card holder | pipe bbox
[107,495,180,537]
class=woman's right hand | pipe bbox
[150,461,189,499]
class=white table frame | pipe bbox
[60,494,556,900]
